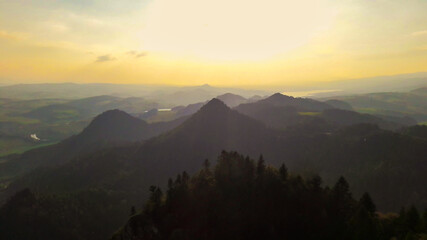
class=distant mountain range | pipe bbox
[2,72,427,101]
[0,83,270,106]
[141,93,261,122]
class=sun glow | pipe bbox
[141,0,337,61]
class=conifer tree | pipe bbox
[279,163,288,181]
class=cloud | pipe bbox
[411,30,427,37]
[95,54,116,63]
[136,52,147,58]
[126,50,148,58]
[43,21,69,33]
[0,30,28,41]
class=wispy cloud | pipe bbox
[411,30,427,37]
[95,54,116,63]
[126,50,148,58]
[0,30,28,41]
[42,21,69,33]
[136,52,147,58]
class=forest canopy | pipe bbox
[112,151,427,240]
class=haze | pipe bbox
[1,0,427,87]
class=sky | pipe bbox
[1,0,427,88]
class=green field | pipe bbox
[0,141,57,157]
[298,112,321,116]
[0,115,41,124]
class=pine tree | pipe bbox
[130,206,136,216]
[256,155,265,176]
[279,163,288,181]
[333,176,352,200]
[406,206,420,232]
[203,159,210,170]
[360,192,376,215]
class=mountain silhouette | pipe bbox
[235,93,406,131]
[216,93,247,107]
[0,109,185,183]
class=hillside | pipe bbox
[2,99,427,239]
[0,110,185,186]
[327,87,427,123]
[111,151,425,240]
[235,93,407,131]
[6,99,427,210]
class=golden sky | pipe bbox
[1,0,427,88]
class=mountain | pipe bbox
[324,99,353,110]
[325,87,427,123]
[0,110,186,185]
[132,99,281,179]
[173,93,248,117]
[2,99,282,196]
[0,83,270,106]
[6,99,426,210]
[216,93,247,107]
[320,109,405,130]
[0,83,170,100]
[3,98,427,239]
[154,85,269,106]
[295,124,427,211]
[75,109,149,143]
[235,93,405,131]
[259,93,333,111]
[0,99,281,238]
[412,87,427,95]
[141,93,251,122]
[173,102,205,119]
[401,125,427,140]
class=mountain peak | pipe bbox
[216,93,247,107]
[82,109,148,138]
[263,93,294,104]
[200,98,229,111]
[92,109,132,122]
[251,92,333,111]
[217,93,242,98]
[269,92,293,99]
[195,98,232,117]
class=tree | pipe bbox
[406,206,421,232]
[360,192,376,215]
[203,159,210,170]
[130,206,136,216]
[333,176,352,200]
[279,163,288,181]
[256,155,265,176]
[148,186,163,207]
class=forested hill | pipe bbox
[235,93,410,131]
[111,151,427,240]
[0,109,186,186]
[2,151,426,240]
